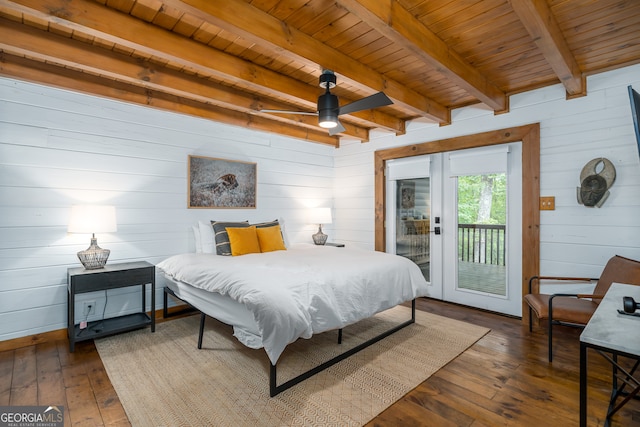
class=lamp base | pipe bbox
[77,236,110,269]
[312,225,328,245]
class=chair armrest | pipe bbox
[546,291,604,303]
[538,276,597,281]
[548,293,579,301]
[575,294,604,300]
[547,292,603,321]
[547,292,603,308]
[548,292,603,301]
[528,276,598,294]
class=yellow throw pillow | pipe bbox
[226,226,261,256]
[256,224,287,253]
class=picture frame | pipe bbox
[400,181,415,209]
[188,155,257,209]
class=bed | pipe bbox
[157,233,429,396]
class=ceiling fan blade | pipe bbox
[338,92,393,115]
[328,120,346,136]
[259,109,318,116]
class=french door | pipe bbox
[386,144,522,316]
[385,155,443,299]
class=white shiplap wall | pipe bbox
[333,63,640,280]
[0,78,335,342]
[2,63,640,343]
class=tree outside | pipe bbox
[457,173,506,225]
[458,174,506,265]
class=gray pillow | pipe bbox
[211,220,249,256]
[252,219,279,228]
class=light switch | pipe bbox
[540,196,555,210]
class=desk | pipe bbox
[580,283,640,426]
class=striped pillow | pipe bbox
[211,220,249,256]
[252,219,279,229]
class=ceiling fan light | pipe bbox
[317,91,339,128]
[318,108,338,128]
[319,119,338,129]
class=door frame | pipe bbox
[374,124,540,325]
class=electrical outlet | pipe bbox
[83,301,96,315]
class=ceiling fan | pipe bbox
[260,70,393,136]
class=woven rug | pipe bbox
[95,306,489,426]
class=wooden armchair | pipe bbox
[524,255,640,362]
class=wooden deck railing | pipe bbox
[458,224,506,266]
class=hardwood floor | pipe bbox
[1,298,638,426]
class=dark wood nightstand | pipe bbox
[67,261,155,352]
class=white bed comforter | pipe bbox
[156,244,429,364]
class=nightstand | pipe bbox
[67,261,155,352]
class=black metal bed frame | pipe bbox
[165,287,417,397]
[267,299,416,397]
[163,286,198,318]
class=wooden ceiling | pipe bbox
[2,0,639,147]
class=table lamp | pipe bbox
[68,205,117,269]
[309,207,332,245]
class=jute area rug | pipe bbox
[95,306,489,426]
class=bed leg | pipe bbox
[270,363,277,397]
[198,312,206,349]
[163,288,169,318]
[338,329,343,344]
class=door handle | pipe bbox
[432,227,441,235]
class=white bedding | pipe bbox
[157,244,429,364]
[164,277,261,343]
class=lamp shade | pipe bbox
[68,205,117,234]
[309,207,332,224]
[68,205,117,269]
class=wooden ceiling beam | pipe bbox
[1,0,403,135]
[0,17,368,140]
[0,53,340,146]
[508,0,585,98]
[172,0,450,123]
[338,0,508,112]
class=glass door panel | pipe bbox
[456,173,507,296]
[443,144,522,316]
[395,178,430,281]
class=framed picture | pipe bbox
[400,181,415,209]
[188,155,257,208]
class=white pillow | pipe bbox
[199,220,216,254]
[192,225,202,253]
[278,217,291,248]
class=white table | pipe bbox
[579,283,640,426]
